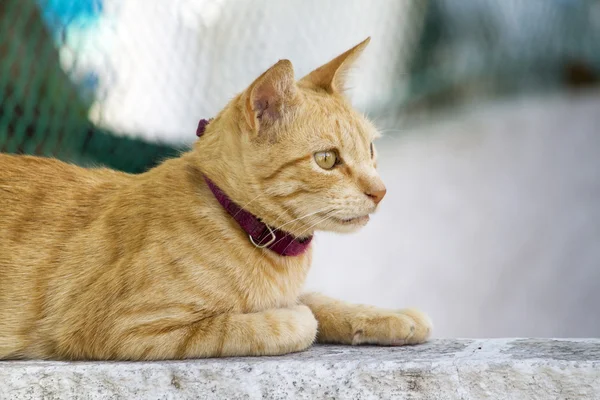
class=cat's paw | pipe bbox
[269,305,318,354]
[289,304,319,351]
[351,308,432,346]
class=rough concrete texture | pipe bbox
[1,339,599,399]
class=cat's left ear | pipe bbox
[300,37,370,94]
[243,59,297,133]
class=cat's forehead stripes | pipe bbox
[307,96,373,148]
[331,114,375,161]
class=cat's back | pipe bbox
[0,153,129,243]
[0,153,124,186]
[0,152,128,194]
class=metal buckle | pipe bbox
[249,225,276,249]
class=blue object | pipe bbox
[37,0,103,33]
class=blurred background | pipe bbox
[1,0,599,338]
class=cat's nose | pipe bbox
[365,186,386,205]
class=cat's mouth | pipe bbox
[332,215,370,225]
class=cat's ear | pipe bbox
[300,37,370,94]
[243,59,297,132]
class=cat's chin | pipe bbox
[323,215,370,234]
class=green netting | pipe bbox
[0,0,179,173]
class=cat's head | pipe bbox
[200,38,385,238]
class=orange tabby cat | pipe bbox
[0,38,431,360]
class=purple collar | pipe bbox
[197,119,312,257]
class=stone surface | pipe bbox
[1,339,599,399]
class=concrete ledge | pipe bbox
[1,339,599,399]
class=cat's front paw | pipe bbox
[351,308,432,346]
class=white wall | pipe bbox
[307,89,600,338]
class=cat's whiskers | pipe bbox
[233,192,329,250]
[231,192,266,219]
[263,207,335,254]
[298,209,341,238]
[270,202,299,229]
[279,209,341,255]
[287,206,340,234]
[253,208,338,267]
[272,207,333,233]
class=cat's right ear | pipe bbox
[243,59,297,133]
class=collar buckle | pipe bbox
[249,225,276,249]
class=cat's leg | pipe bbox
[61,305,317,360]
[299,293,432,346]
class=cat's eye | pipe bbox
[370,143,374,158]
[314,150,338,170]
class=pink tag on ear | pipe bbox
[196,119,210,137]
